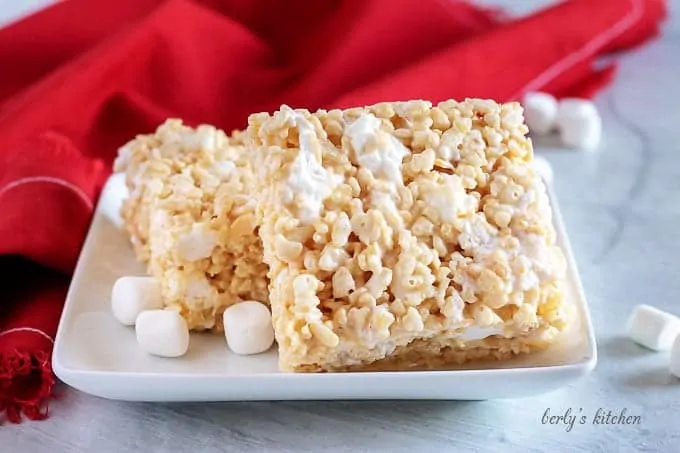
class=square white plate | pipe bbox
[53,157,597,401]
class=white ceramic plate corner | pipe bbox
[53,160,597,402]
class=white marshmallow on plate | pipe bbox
[111,276,164,326]
[223,301,275,355]
[556,98,602,150]
[626,304,680,351]
[98,172,129,228]
[135,309,190,358]
[532,156,554,184]
[669,335,680,378]
[523,92,559,135]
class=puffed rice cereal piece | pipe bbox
[248,98,570,372]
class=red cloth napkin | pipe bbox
[0,0,666,423]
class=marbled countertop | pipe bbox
[3,1,680,451]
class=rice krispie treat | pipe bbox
[114,120,268,331]
[247,99,570,371]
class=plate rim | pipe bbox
[52,162,597,398]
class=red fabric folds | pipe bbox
[0,0,666,422]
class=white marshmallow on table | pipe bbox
[111,276,164,326]
[223,301,275,355]
[135,309,190,358]
[556,98,602,150]
[626,304,680,351]
[669,335,680,378]
[98,172,129,228]
[523,91,559,135]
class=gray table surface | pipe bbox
[3,0,680,451]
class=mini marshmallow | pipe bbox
[111,276,164,326]
[223,301,275,355]
[532,156,554,184]
[670,335,680,378]
[98,173,129,228]
[523,92,558,135]
[135,309,190,358]
[626,304,680,351]
[177,223,217,262]
[556,98,602,150]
